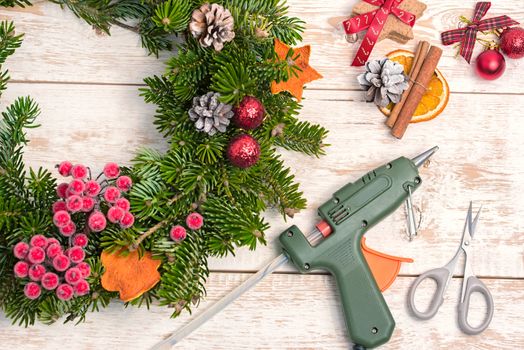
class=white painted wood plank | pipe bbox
[0,0,168,84]
[1,0,523,93]
[0,274,521,349]
[3,84,523,278]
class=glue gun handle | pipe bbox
[330,244,395,348]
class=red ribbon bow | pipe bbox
[441,2,519,63]
[343,0,416,66]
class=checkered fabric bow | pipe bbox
[441,2,519,63]
[343,0,417,66]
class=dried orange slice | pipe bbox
[379,49,449,123]
[101,250,161,302]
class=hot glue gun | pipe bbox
[152,146,439,350]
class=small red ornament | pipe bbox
[232,96,265,130]
[227,134,261,168]
[500,27,524,59]
[475,50,506,80]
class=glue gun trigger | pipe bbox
[361,237,413,292]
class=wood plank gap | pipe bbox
[207,269,524,280]
[8,82,522,98]
[9,80,147,87]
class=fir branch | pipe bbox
[49,0,149,34]
[273,120,329,157]
[204,196,269,251]
[129,218,169,251]
[156,229,209,316]
[0,96,40,199]
[210,49,256,105]
[151,0,192,32]
[0,21,24,96]
[0,0,31,7]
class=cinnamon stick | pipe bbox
[391,46,443,139]
[386,41,430,128]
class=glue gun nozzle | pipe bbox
[411,146,439,168]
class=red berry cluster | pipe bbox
[53,161,134,234]
[13,235,91,301]
[169,212,204,242]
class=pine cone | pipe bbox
[357,58,409,107]
[189,3,235,51]
[188,92,234,136]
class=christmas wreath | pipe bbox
[0,1,327,325]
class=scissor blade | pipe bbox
[467,202,482,239]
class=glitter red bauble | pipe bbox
[227,134,261,168]
[232,96,265,130]
[475,50,505,80]
[500,27,524,59]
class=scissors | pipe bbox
[407,202,494,335]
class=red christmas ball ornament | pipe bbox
[500,27,524,59]
[227,134,261,168]
[475,50,505,80]
[232,96,265,130]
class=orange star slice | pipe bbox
[271,39,323,101]
[101,250,161,302]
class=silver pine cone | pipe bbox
[188,92,234,136]
[357,58,409,107]
[189,3,235,51]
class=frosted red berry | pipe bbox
[71,164,88,179]
[68,246,85,264]
[53,210,71,228]
[41,272,59,290]
[28,264,46,281]
[115,198,130,212]
[103,162,120,179]
[27,246,46,264]
[46,243,63,259]
[73,234,88,248]
[59,221,76,237]
[88,211,107,232]
[115,176,132,191]
[30,234,48,248]
[170,225,187,242]
[107,206,124,223]
[84,180,101,197]
[13,241,30,259]
[66,195,83,212]
[24,282,41,300]
[81,196,96,212]
[103,186,121,203]
[52,201,67,213]
[14,261,29,278]
[56,183,69,198]
[76,262,91,278]
[47,237,60,246]
[68,179,85,195]
[120,211,135,229]
[65,267,83,285]
[74,279,90,296]
[57,161,73,177]
[53,254,71,272]
[56,283,74,301]
[186,212,204,230]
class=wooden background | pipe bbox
[1,0,523,349]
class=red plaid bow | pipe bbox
[441,2,519,63]
[343,0,417,66]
